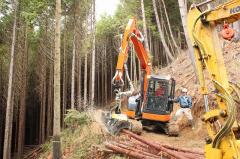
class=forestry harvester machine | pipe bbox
[102,18,178,135]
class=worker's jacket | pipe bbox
[174,95,192,108]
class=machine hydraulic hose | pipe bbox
[191,8,238,149]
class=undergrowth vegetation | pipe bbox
[39,109,126,158]
[39,110,96,158]
[64,109,91,132]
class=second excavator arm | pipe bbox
[187,0,240,159]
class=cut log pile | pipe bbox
[23,146,43,159]
[104,129,204,159]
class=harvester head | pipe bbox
[101,111,143,135]
[101,112,130,135]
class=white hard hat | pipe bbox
[182,88,188,93]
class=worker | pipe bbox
[170,88,195,130]
[128,93,142,118]
[155,82,165,96]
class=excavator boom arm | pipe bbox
[187,0,240,159]
[112,18,151,98]
[205,0,240,23]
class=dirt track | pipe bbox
[141,127,205,151]
[93,109,205,156]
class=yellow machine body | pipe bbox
[187,0,240,158]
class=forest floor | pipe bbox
[38,41,240,159]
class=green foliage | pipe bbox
[0,12,13,32]
[20,0,51,25]
[39,121,91,158]
[96,0,144,38]
[70,133,103,158]
[115,0,141,23]
[96,0,183,40]
[0,43,9,67]
[164,0,182,33]
[0,1,11,16]
[41,141,52,152]
[64,110,90,129]
[0,1,4,11]
[39,112,92,158]
[96,15,116,38]
[0,1,2,7]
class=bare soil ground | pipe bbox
[141,127,205,150]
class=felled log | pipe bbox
[105,143,159,159]
[122,129,190,159]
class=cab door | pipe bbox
[143,79,171,115]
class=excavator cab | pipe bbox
[144,75,175,116]
[125,75,177,134]
[127,75,175,119]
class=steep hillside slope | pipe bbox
[160,42,240,119]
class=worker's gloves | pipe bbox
[135,96,141,103]
[168,98,174,102]
[172,115,178,121]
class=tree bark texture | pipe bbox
[71,29,76,109]
[3,0,18,158]
[53,0,62,158]
[178,0,197,73]
[62,13,67,127]
[160,0,179,52]
[17,25,28,158]
[84,53,88,107]
[152,0,174,61]
[141,0,150,53]
[90,0,96,107]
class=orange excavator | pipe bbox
[102,18,178,135]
